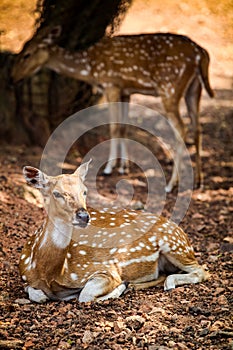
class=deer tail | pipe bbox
[199,49,214,98]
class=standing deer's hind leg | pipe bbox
[162,98,186,193]
[185,77,203,188]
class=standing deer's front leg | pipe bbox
[103,87,126,175]
[118,96,129,174]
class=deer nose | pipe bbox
[74,208,89,227]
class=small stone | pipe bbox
[214,287,225,296]
[223,236,233,244]
[208,255,219,262]
[200,320,211,328]
[210,320,224,331]
[199,328,210,336]
[177,343,189,350]
[126,315,145,330]
[114,321,125,333]
[218,295,228,305]
[82,330,94,344]
[14,298,31,305]
[192,213,204,219]
[168,340,176,347]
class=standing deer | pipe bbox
[20,161,208,303]
[12,26,214,192]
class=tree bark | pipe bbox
[0,0,132,146]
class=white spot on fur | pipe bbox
[79,250,87,255]
[79,240,88,245]
[130,247,136,253]
[24,257,30,265]
[158,239,164,247]
[148,236,156,243]
[110,247,117,254]
[80,69,89,76]
[70,273,78,281]
[118,247,127,253]
[118,251,159,267]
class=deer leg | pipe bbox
[164,265,207,290]
[103,87,122,175]
[118,96,130,174]
[26,286,49,303]
[96,283,127,301]
[162,99,186,193]
[79,271,124,302]
[185,77,203,188]
[128,275,166,290]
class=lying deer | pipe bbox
[12,26,214,192]
[20,161,208,303]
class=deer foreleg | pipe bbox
[25,286,49,303]
[118,97,129,174]
[103,87,122,175]
[96,283,127,301]
[79,271,123,302]
[103,136,119,175]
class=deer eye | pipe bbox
[30,179,38,185]
[53,191,64,199]
[23,53,31,60]
[83,190,87,196]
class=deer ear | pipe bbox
[50,26,62,39]
[74,159,92,182]
[43,25,62,45]
[23,166,50,189]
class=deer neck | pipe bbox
[32,213,73,280]
[42,214,73,249]
[46,46,92,82]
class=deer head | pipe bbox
[23,159,91,227]
[12,26,62,82]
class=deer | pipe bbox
[19,160,208,303]
[12,26,214,192]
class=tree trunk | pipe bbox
[0,0,132,147]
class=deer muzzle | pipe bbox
[73,208,89,228]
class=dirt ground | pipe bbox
[0,0,233,349]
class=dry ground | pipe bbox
[0,0,233,349]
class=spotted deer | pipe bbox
[12,26,214,192]
[20,160,208,303]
